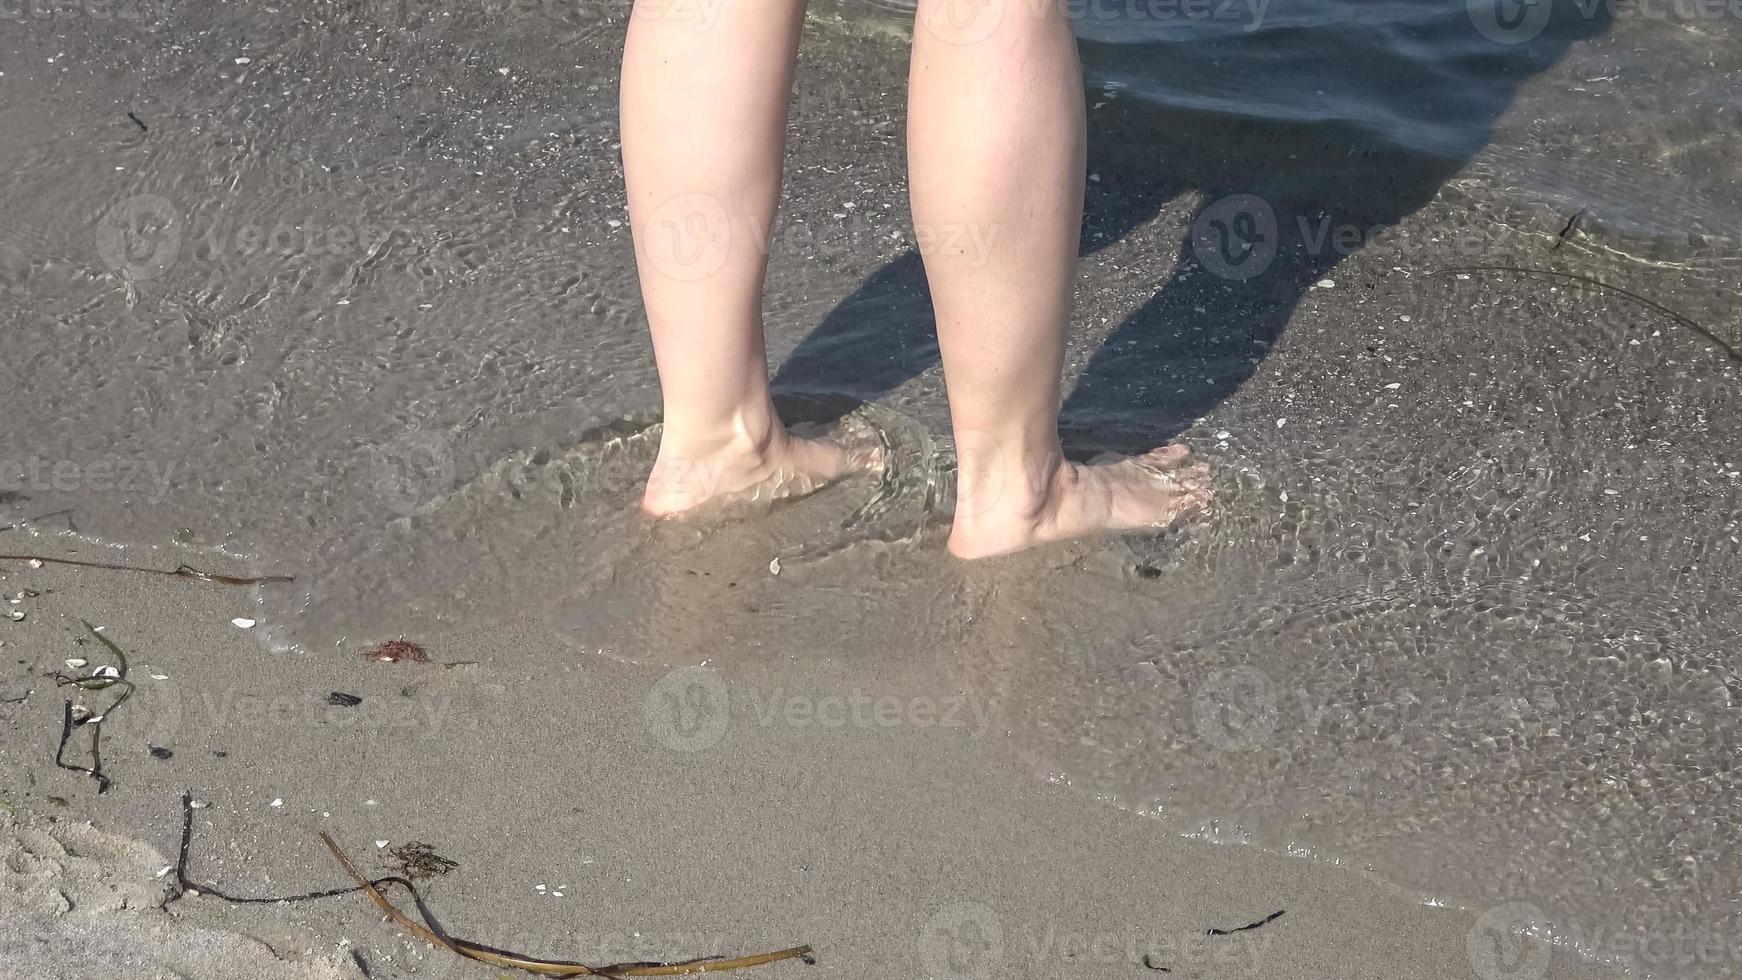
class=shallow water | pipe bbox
[3,0,1740,976]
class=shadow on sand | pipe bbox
[775,0,1612,453]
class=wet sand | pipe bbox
[0,561,1632,980]
[2,0,1740,978]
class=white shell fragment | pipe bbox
[65,658,88,669]
[231,618,256,629]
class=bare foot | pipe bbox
[641,425,881,518]
[948,443,1213,559]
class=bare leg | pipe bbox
[622,0,873,516]
[909,0,1210,558]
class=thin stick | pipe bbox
[1426,265,1740,363]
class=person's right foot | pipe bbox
[947,443,1213,559]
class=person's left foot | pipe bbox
[641,426,881,517]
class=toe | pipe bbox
[1140,443,1192,468]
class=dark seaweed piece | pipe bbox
[175,792,399,904]
[328,692,364,707]
[52,622,135,793]
[55,700,111,792]
[1206,909,1285,936]
[0,554,292,585]
[325,829,817,976]
[149,746,174,759]
[127,111,148,131]
[170,793,814,976]
[1551,207,1587,250]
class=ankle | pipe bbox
[657,400,784,466]
[949,434,1069,528]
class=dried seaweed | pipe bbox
[386,841,457,880]
[1206,909,1285,936]
[52,622,134,793]
[366,639,428,662]
[323,833,815,977]
[0,554,293,585]
[173,794,814,977]
[176,793,400,905]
